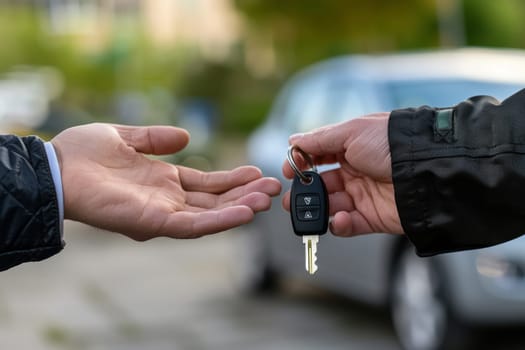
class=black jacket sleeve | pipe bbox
[0,135,64,270]
[389,88,525,256]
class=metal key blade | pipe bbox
[303,235,319,274]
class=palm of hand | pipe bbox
[52,123,281,240]
[63,143,188,239]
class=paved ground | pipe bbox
[0,222,402,350]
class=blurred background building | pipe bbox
[42,0,240,60]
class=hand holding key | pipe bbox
[282,113,404,237]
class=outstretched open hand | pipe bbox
[51,123,281,240]
[282,113,403,237]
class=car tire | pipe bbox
[230,227,278,295]
[390,244,470,350]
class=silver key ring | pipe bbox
[287,145,318,183]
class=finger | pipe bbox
[282,162,295,180]
[178,165,263,194]
[329,211,374,237]
[231,192,273,212]
[288,121,350,157]
[282,190,291,211]
[115,125,190,155]
[288,113,389,157]
[218,177,281,204]
[328,191,355,216]
[185,177,281,209]
[181,192,273,213]
[162,206,255,238]
[282,153,340,179]
[320,169,346,193]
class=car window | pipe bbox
[324,82,368,124]
[281,78,328,133]
[386,80,524,109]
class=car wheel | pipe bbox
[390,244,468,350]
[230,227,278,295]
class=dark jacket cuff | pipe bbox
[0,135,64,270]
[389,89,525,256]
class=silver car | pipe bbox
[240,48,525,350]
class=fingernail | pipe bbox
[289,133,304,142]
[328,221,335,234]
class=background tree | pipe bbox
[234,0,525,74]
[234,0,439,72]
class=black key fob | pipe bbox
[290,171,329,236]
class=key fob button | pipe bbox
[296,207,320,221]
[296,194,320,206]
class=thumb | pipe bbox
[115,125,190,155]
[288,113,390,156]
[283,122,350,179]
[288,122,350,156]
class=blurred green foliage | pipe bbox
[234,0,439,70]
[176,59,280,134]
[463,0,525,47]
[234,0,525,71]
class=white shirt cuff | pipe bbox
[44,142,64,237]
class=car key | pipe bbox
[290,170,329,275]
